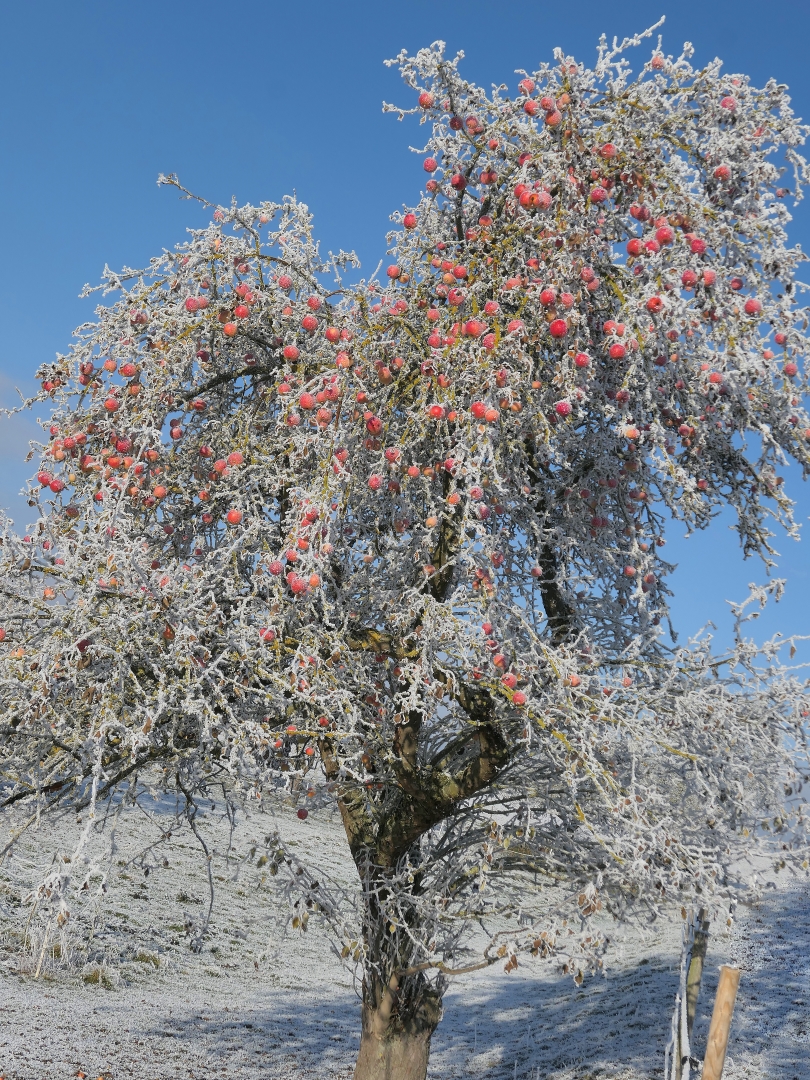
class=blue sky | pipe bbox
[1,0,808,653]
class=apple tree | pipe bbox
[1,23,809,1080]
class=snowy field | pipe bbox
[0,797,807,1080]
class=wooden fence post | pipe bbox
[702,966,741,1080]
[668,907,710,1080]
[685,908,710,1040]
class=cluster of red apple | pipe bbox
[16,44,808,749]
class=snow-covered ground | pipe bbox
[1,798,807,1080]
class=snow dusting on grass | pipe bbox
[1,800,807,1079]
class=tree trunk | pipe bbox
[353,989,442,1080]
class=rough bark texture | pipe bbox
[336,616,511,1080]
[353,990,442,1080]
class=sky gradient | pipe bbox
[1,0,808,652]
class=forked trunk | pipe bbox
[353,989,442,1080]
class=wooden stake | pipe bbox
[702,966,741,1080]
[685,908,710,1040]
[673,907,710,1080]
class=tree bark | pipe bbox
[336,625,511,1080]
[353,983,442,1080]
